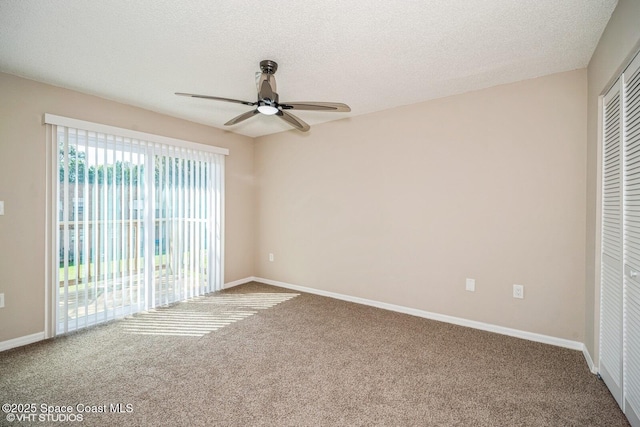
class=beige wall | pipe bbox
[0,72,255,343]
[255,69,587,341]
[585,0,640,364]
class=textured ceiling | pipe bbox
[0,0,617,138]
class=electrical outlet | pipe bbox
[465,278,475,292]
[269,253,274,262]
[513,284,524,299]
[0,293,4,308]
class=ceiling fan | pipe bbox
[176,60,350,132]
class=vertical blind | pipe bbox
[45,114,227,335]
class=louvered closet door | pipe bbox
[624,52,640,427]
[601,79,624,408]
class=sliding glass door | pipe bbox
[46,115,225,335]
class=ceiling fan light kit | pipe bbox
[176,60,350,132]
[257,103,279,115]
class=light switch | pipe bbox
[466,278,475,292]
[0,201,4,215]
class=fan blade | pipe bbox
[280,102,351,112]
[175,93,255,106]
[277,111,310,132]
[224,109,260,126]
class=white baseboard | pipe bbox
[583,346,598,374]
[0,332,45,352]
[254,276,585,352]
[223,277,255,289]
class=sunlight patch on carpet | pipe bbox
[193,292,300,309]
[121,292,299,337]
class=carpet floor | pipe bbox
[0,282,629,426]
